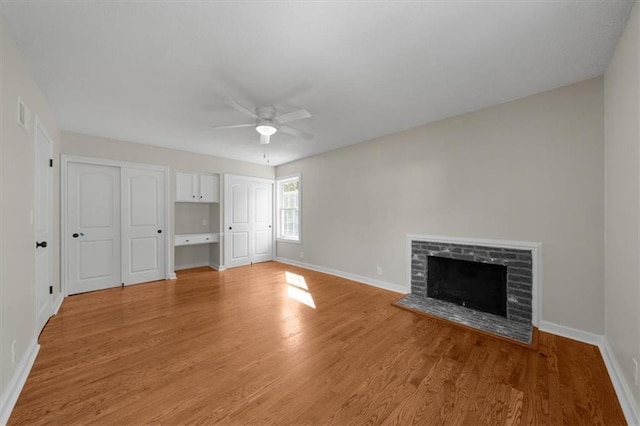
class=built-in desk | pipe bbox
[175,233,219,246]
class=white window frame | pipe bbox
[276,173,302,243]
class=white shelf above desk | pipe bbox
[175,233,219,246]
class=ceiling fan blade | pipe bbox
[260,134,271,145]
[210,123,255,130]
[226,100,259,119]
[279,126,313,140]
[275,109,311,124]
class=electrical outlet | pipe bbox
[377,266,383,275]
[633,358,638,386]
[300,251,304,259]
[11,340,16,364]
[202,219,207,226]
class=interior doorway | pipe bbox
[224,174,274,268]
[63,157,168,295]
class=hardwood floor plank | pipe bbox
[8,262,626,425]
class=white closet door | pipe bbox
[35,122,53,333]
[224,175,274,268]
[121,167,166,285]
[252,182,273,263]
[225,176,252,268]
[68,163,121,294]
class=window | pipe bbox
[277,174,301,242]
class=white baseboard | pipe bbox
[600,336,640,425]
[174,261,211,271]
[168,273,177,280]
[209,263,222,271]
[539,321,639,425]
[0,340,40,425]
[52,294,64,315]
[538,320,602,346]
[275,257,406,294]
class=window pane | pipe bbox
[278,176,300,241]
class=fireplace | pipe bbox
[395,235,542,345]
[427,256,507,317]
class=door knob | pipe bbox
[72,233,79,238]
[36,241,47,248]
[229,226,232,230]
[157,229,162,234]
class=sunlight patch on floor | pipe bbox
[285,271,308,290]
[285,271,315,309]
[287,286,316,309]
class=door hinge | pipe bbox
[49,158,53,167]
[49,286,53,295]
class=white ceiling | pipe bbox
[1,1,635,166]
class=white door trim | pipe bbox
[61,155,170,297]
[224,173,275,185]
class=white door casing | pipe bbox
[67,162,121,295]
[121,167,166,285]
[34,120,54,333]
[224,175,273,268]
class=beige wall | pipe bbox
[604,1,640,410]
[61,131,274,271]
[277,78,605,334]
[0,13,61,420]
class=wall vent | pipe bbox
[17,97,30,133]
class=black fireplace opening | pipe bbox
[427,256,507,317]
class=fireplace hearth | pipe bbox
[395,235,541,345]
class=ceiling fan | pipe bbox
[211,101,313,145]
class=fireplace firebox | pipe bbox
[426,256,507,317]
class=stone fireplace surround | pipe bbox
[396,235,542,345]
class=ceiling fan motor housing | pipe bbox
[256,105,277,120]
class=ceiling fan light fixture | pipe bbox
[256,124,277,136]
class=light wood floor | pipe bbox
[10,262,625,425]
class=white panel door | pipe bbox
[252,182,273,263]
[35,122,53,333]
[225,176,251,268]
[68,163,121,294]
[224,175,274,268]
[121,167,166,285]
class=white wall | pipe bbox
[61,131,274,271]
[604,0,640,411]
[0,13,61,421]
[277,78,605,334]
